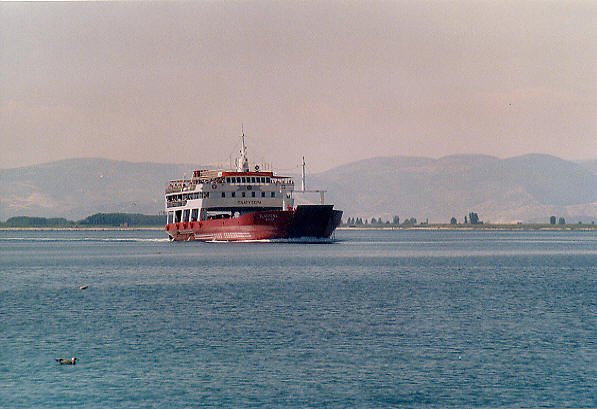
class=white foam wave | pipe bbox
[1,237,170,243]
[204,237,336,244]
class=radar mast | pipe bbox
[236,126,250,172]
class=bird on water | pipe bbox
[56,357,76,365]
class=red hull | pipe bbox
[165,210,292,241]
[165,205,343,242]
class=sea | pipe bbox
[1,228,596,408]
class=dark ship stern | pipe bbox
[287,205,343,239]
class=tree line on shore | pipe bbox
[343,213,481,226]
[343,213,595,227]
[0,213,165,228]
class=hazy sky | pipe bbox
[2,1,597,172]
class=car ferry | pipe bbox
[164,133,342,241]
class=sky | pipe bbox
[2,1,597,173]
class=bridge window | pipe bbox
[271,192,275,198]
[191,209,198,221]
[261,192,266,197]
[266,177,271,183]
[251,177,256,183]
[221,192,226,198]
[226,177,230,183]
[231,192,236,197]
[252,192,256,197]
[241,177,246,183]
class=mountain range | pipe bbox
[0,158,200,221]
[2,154,597,223]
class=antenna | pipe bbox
[301,156,306,192]
[296,156,326,204]
[236,125,249,172]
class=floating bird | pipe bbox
[79,285,88,290]
[56,357,77,365]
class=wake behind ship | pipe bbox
[164,133,342,242]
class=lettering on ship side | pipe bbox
[258,213,277,222]
[237,200,262,205]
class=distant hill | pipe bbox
[307,154,597,223]
[0,158,200,221]
[577,159,597,175]
[2,155,597,223]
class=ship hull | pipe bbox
[165,205,342,242]
[287,205,343,239]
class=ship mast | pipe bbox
[298,155,326,204]
[236,127,250,172]
[301,156,306,191]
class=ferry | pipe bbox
[164,132,343,241]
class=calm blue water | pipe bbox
[1,229,596,408]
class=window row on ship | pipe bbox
[225,176,273,184]
[169,192,210,201]
[168,208,243,224]
[168,209,200,224]
[165,192,209,208]
[166,191,291,208]
[166,177,292,194]
[224,177,293,185]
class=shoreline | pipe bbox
[0,227,164,231]
[2,225,596,232]
[338,225,597,231]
